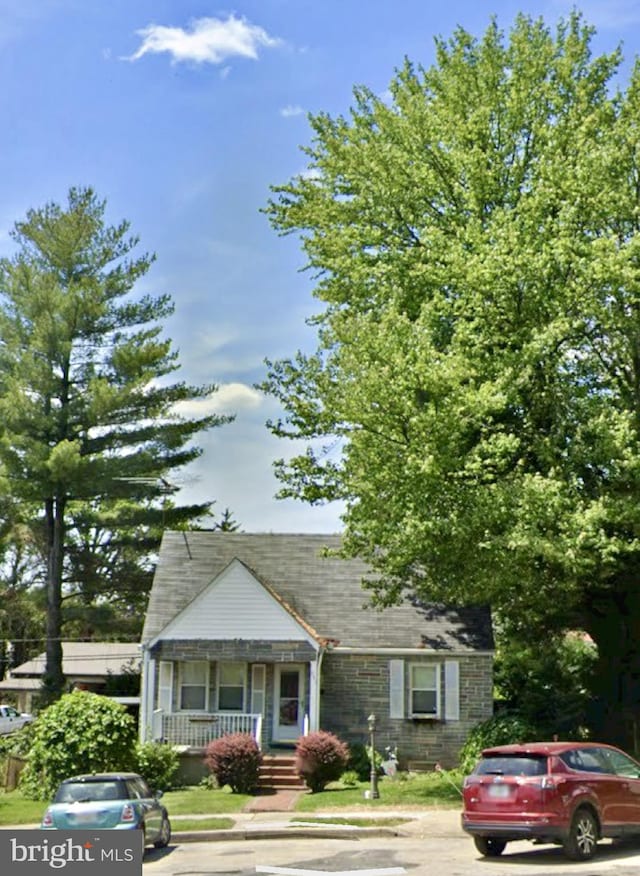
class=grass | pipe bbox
[293,771,463,812]
[0,770,462,826]
[159,786,251,814]
[0,790,46,825]
[291,816,411,827]
[0,785,250,826]
[171,816,234,831]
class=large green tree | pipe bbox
[263,13,640,748]
[0,187,231,699]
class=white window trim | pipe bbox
[409,662,441,719]
[178,661,210,712]
[216,661,248,712]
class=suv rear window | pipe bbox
[475,755,548,777]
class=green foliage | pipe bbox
[347,741,383,781]
[19,691,136,799]
[458,714,540,775]
[131,742,179,791]
[0,187,233,690]
[339,769,360,787]
[494,629,597,739]
[0,721,36,759]
[203,733,262,794]
[263,11,640,749]
[295,730,349,793]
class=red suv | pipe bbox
[462,741,640,861]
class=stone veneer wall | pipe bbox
[319,652,493,768]
[151,639,316,663]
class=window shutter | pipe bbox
[444,660,460,721]
[158,661,173,712]
[389,659,405,718]
[251,664,266,714]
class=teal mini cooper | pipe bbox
[41,772,171,848]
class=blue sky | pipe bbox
[2,0,639,532]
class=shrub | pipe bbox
[131,742,179,791]
[339,769,360,787]
[204,733,262,793]
[347,741,383,781]
[20,690,137,800]
[459,713,539,775]
[295,730,349,793]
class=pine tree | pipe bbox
[0,187,231,699]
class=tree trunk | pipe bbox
[42,497,66,702]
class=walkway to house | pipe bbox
[243,788,306,812]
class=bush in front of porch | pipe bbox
[295,730,349,793]
[204,732,261,793]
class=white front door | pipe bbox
[273,664,305,743]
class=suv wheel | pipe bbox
[563,808,598,860]
[474,836,507,857]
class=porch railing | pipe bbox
[152,710,263,749]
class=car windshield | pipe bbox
[54,781,125,803]
[475,755,548,777]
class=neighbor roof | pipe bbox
[143,532,493,652]
[1,642,140,682]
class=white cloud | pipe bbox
[126,14,282,65]
[280,104,304,118]
[174,382,264,417]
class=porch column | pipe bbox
[140,649,156,743]
[308,646,324,732]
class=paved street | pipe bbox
[143,812,640,876]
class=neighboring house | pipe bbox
[0,642,141,714]
[140,532,494,769]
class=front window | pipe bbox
[179,661,208,710]
[218,662,245,711]
[410,664,440,717]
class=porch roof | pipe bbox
[143,533,493,653]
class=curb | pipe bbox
[171,825,406,843]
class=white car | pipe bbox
[0,704,33,734]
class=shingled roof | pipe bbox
[143,532,493,652]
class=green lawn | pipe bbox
[0,771,462,826]
[291,816,411,827]
[171,816,234,831]
[293,772,463,811]
[162,786,251,814]
[0,786,250,826]
[0,791,46,825]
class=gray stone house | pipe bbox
[139,532,493,770]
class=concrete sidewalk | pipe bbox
[171,807,461,843]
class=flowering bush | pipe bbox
[204,733,262,793]
[295,730,349,792]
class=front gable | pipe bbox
[149,558,318,648]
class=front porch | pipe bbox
[152,709,266,749]
[142,651,320,750]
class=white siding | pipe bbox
[154,559,316,644]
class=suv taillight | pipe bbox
[41,810,53,827]
[120,804,135,823]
